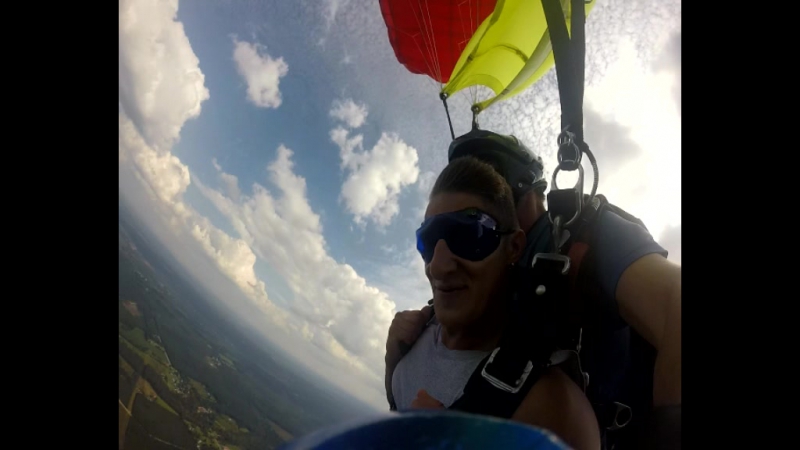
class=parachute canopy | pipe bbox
[378,0,497,84]
[380,0,595,115]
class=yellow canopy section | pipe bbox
[442,0,595,114]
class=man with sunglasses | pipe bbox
[386,129,681,449]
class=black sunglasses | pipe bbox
[415,208,513,264]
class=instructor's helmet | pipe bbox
[448,129,547,204]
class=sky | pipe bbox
[118,0,681,411]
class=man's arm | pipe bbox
[511,367,601,450]
[590,210,680,406]
[384,305,433,408]
[616,253,681,406]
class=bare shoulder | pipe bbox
[616,253,681,347]
[511,367,600,450]
[617,253,681,300]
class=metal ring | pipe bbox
[608,403,632,431]
[557,146,582,171]
[550,164,584,228]
[556,129,582,170]
[551,163,584,192]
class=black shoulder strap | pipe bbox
[449,254,571,417]
[542,0,589,157]
[447,195,618,418]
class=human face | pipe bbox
[420,192,524,330]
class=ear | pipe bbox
[507,229,527,263]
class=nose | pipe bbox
[427,239,458,279]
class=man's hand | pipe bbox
[385,305,433,407]
[385,305,433,365]
[411,389,444,410]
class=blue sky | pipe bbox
[119,0,681,410]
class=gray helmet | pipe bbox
[448,129,547,202]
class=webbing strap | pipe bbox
[448,257,569,417]
[566,241,590,329]
[541,0,588,143]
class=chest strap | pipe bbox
[448,253,571,417]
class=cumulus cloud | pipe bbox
[583,107,643,180]
[119,0,392,407]
[119,0,210,153]
[213,158,242,202]
[417,170,437,197]
[330,98,368,129]
[122,162,383,408]
[655,31,681,115]
[120,112,288,323]
[373,243,432,313]
[232,38,289,109]
[405,170,438,226]
[195,146,397,372]
[331,126,420,227]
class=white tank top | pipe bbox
[391,321,490,410]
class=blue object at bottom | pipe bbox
[280,410,571,450]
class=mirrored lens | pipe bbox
[416,212,501,264]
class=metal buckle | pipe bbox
[481,348,533,394]
[550,164,584,229]
[531,253,571,275]
[608,402,632,431]
[557,130,582,171]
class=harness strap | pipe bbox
[449,254,570,417]
[541,0,588,147]
[563,194,606,326]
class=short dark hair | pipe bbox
[430,156,518,230]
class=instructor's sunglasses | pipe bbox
[416,208,513,264]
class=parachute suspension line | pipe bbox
[409,1,441,83]
[423,0,445,83]
[406,33,442,92]
[471,104,481,131]
[458,0,480,106]
[387,0,441,90]
[440,92,456,140]
[541,0,598,207]
[415,0,443,83]
[469,0,480,106]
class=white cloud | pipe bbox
[232,38,289,109]
[330,98,368,129]
[212,158,242,202]
[122,160,385,410]
[119,0,394,410]
[128,132,397,394]
[416,170,437,197]
[655,31,681,115]
[195,147,397,375]
[373,244,432,313]
[330,126,420,227]
[582,39,681,238]
[120,112,290,324]
[323,0,350,30]
[118,0,210,154]
[120,110,289,318]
